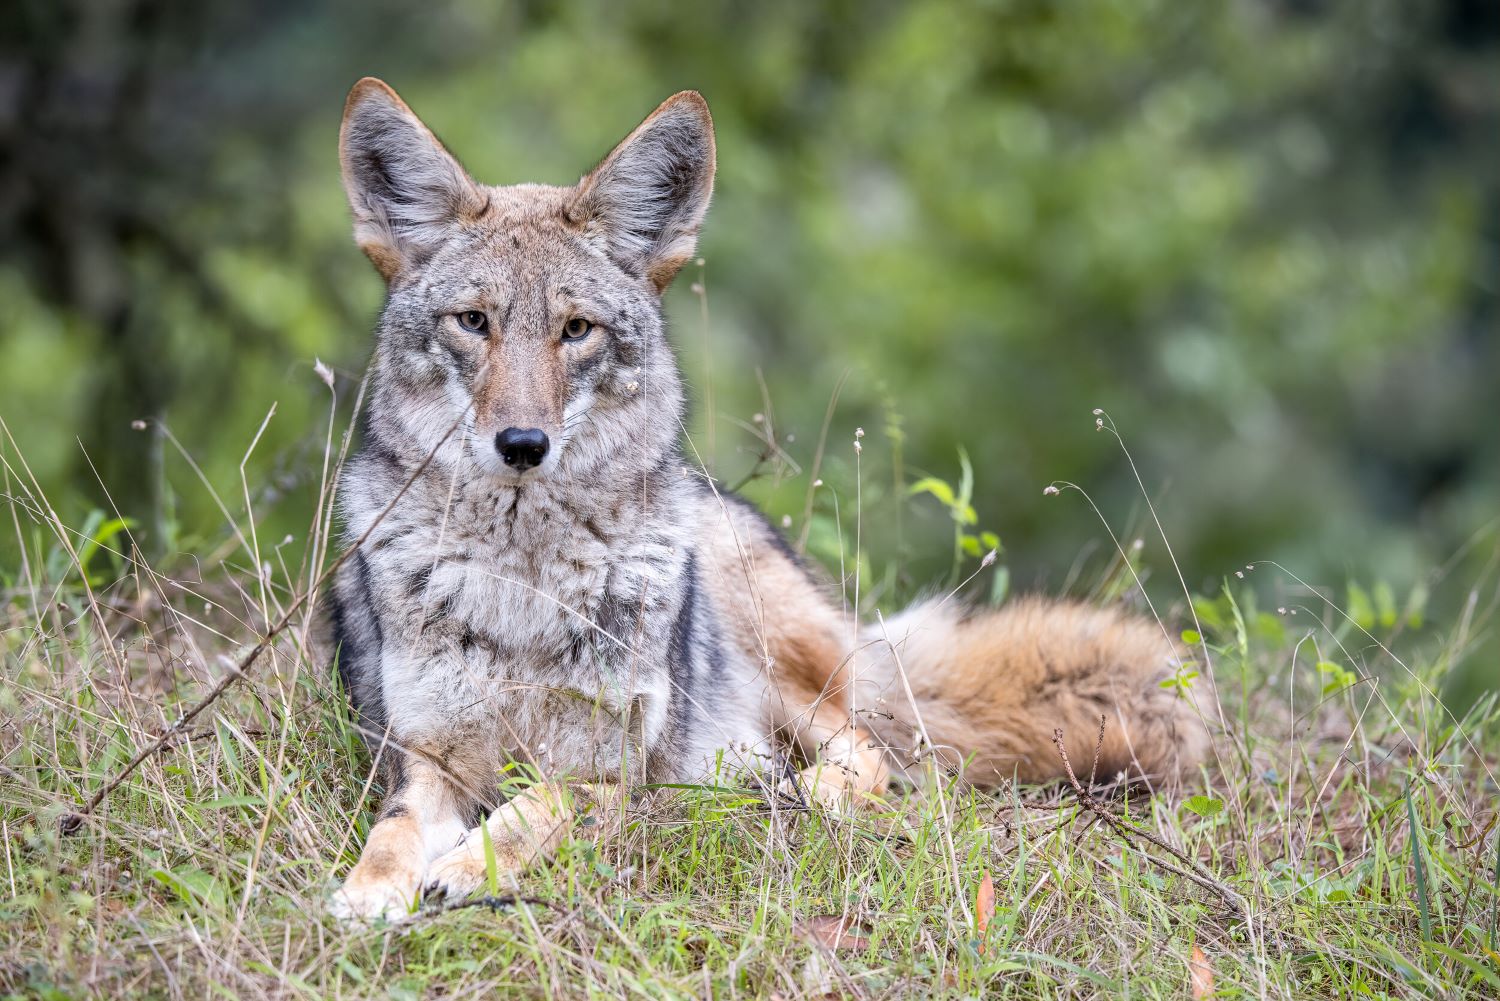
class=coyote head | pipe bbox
[340,78,713,481]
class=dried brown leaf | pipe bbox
[793,914,872,952]
[975,870,995,953]
[1189,944,1214,999]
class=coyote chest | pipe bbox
[359,473,691,781]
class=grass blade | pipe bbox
[1491,827,1499,952]
[1406,780,1433,943]
[481,817,499,896]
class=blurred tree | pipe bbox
[0,0,1494,694]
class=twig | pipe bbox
[420,894,556,918]
[1088,713,1106,786]
[59,415,465,834]
[1051,724,1248,920]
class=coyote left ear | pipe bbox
[339,77,486,282]
[571,92,716,293]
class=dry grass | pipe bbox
[1,407,1498,1000]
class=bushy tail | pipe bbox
[854,597,1210,788]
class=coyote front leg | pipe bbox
[424,782,625,902]
[331,757,467,922]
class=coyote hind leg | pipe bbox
[793,700,890,809]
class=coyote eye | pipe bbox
[561,317,594,342]
[456,310,488,334]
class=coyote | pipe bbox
[327,78,1207,921]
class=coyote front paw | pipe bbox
[423,839,523,902]
[329,872,419,924]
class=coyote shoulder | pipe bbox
[327,78,1207,922]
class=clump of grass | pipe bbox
[1,399,1497,1000]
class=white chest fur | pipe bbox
[348,468,691,787]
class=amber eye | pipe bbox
[456,310,488,334]
[561,317,594,342]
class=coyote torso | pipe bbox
[328,79,1207,923]
[335,449,749,795]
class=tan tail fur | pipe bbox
[853,597,1210,788]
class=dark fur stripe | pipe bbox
[649,553,703,776]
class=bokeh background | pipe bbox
[1,1,1495,700]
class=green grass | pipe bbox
[1,432,1498,1000]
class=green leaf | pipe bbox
[1405,582,1429,631]
[980,531,1000,551]
[149,866,226,911]
[1254,611,1287,646]
[76,514,135,585]
[988,565,1010,607]
[957,445,975,508]
[199,794,265,810]
[1223,583,1249,657]
[1192,596,1226,630]
[1180,629,1201,645]
[909,477,955,507]
[1316,660,1356,694]
[1183,795,1224,818]
[1347,582,1376,631]
[1374,580,1398,628]
[960,534,982,557]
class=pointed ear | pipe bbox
[570,92,716,292]
[339,78,486,282]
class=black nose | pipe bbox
[495,427,550,471]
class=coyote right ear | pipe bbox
[339,78,486,282]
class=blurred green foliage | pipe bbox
[1,0,1495,697]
